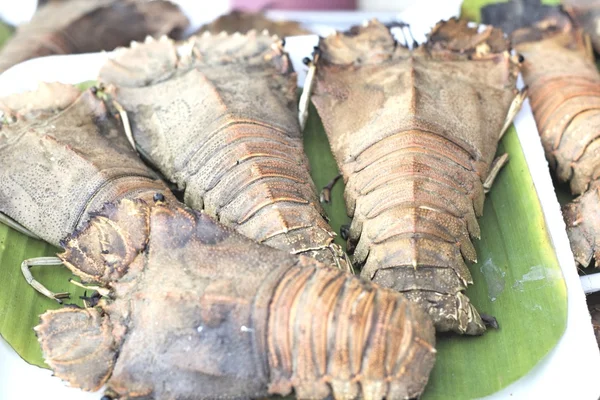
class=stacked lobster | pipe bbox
[0,8,527,400]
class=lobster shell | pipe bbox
[97,33,349,270]
[563,0,600,54]
[311,19,520,334]
[0,0,189,74]
[0,83,172,247]
[482,3,600,267]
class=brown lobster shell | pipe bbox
[0,83,172,247]
[97,33,350,271]
[1,84,436,399]
[482,3,600,267]
[0,0,189,74]
[311,19,520,334]
[193,10,311,37]
[563,0,600,54]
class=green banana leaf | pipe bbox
[0,230,87,366]
[461,0,560,22]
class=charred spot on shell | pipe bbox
[59,199,150,283]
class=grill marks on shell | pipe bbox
[267,265,436,400]
[99,33,346,268]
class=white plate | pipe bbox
[0,3,599,400]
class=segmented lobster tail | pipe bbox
[312,19,519,334]
[483,3,600,267]
[267,262,436,400]
[98,31,350,271]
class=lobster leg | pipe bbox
[484,87,527,193]
[68,278,110,297]
[499,87,528,140]
[110,98,136,150]
[21,257,70,303]
[481,313,500,329]
[320,173,342,204]
[484,153,509,194]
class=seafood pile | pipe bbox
[0,82,435,399]
[0,15,526,400]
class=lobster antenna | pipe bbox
[298,47,320,131]
[21,257,70,303]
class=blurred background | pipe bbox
[0,0,440,27]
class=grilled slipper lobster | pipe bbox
[482,2,600,267]
[311,19,522,334]
[97,32,350,271]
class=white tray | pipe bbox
[0,4,599,400]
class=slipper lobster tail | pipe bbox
[267,262,436,400]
